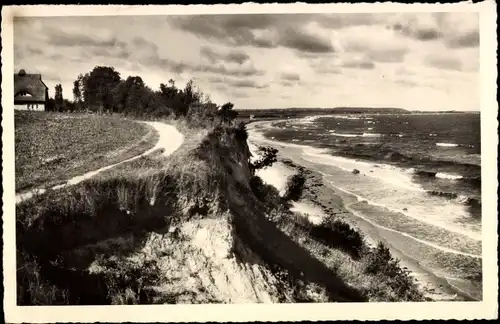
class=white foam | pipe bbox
[320,175,483,244]
[362,133,381,137]
[316,172,482,242]
[437,143,459,147]
[436,172,464,180]
[298,115,323,124]
[330,133,359,137]
[300,150,424,192]
[343,203,482,259]
[332,115,362,120]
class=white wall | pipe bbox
[14,103,45,111]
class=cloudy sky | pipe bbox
[14,12,479,111]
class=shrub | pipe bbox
[16,251,71,305]
[283,172,306,202]
[250,146,278,174]
[308,218,365,259]
[363,242,423,301]
[249,175,282,213]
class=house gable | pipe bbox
[14,69,49,104]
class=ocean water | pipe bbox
[251,112,482,300]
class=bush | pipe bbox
[308,218,365,259]
[283,172,306,202]
[250,146,278,174]
[249,176,282,213]
[363,242,423,301]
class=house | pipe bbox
[14,69,49,111]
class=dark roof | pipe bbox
[14,69,48,103]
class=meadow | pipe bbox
[15,111,158,192]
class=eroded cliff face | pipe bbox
[18,125,358,304]
[84,126,321,303]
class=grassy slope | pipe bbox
[15,111,158,192]
[15,121,423,305]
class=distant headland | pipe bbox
[235,107,478,120]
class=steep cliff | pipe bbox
[18,124,368,304]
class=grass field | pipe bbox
[15,111,158,192]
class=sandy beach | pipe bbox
[248,122,473,302]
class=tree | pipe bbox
[81,66,121,113]
[72,78,82,111]
[218,102,238,123]
[111,76,146,116]
[250,146,278,175]
[54,84,63,112]
[125,76,146,116]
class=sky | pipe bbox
[13,12,480,111]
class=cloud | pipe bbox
[307,55,343,75]
[43,25,121,48]
[169,14,336,53]
[394,79,420,88]
[13,14,479,111]
[231,90,250,98]
[208,75,267,89]
[200,46,250,64]
[392,22,441,41]
[387,12,479,50]
[279,71,302,87]
[424,54,463,71]
[367,48,408,63]
[168,15,276,48]
[447,30,479,48]
[280,72,301,82]
[316,13,378,29]
[342,58,375,69]
[230,79,268,89]
[279,27,335,53]
[25,45,43,56]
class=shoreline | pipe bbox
[247,121,478,302]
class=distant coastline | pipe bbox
[235,107,479,120]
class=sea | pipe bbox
[249,112,482,301]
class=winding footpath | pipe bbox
[15,121,184,204]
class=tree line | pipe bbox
[46,66,238,125]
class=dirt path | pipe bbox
[15,121,184,204]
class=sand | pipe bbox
[16,121,184,204]
[247,123,468,302]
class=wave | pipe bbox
[247,125,483,242]
[437,143,459,147]
[332,115,362,120]
[317,174,483,247]
[329,131,382,138]
[414,169,481,187]
[427,190,481,207]
[321,177,483,243]
[329,132,359,138]
[362,133,382,137]
[436,172,463,180]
